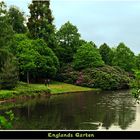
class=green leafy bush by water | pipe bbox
[131,89,140,104]
[57,65,131,90]
[0,110,15,129]
[131,70,140,103]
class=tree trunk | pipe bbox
[27,71,30,84]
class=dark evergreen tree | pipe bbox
[8,6,27,33]
[27,0,56,49]
[0,1,15,71]
[0,49,12,71]
[0,1,14,48]
[0,56,18,89]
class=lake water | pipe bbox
[0,90,140,130]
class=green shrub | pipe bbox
[0,110,15,129]
[56,64,79,84]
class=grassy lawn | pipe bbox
[0,82,96,100]
[49,82,94,94]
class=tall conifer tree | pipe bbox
[27,0,56,49]
[0,1,14,48]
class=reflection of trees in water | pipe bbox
[101,91,136,130]
[0,91,136,130]
[102,110,116,129]
[100,101,136,130]
[137,106,140,113]
[117,101,136,130]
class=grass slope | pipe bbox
[49,81,94,94]
[0,82,95,100]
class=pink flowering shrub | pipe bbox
[56,64,131,90]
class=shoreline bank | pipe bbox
[0,82,97,103]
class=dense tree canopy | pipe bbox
[8,6,27,33]
[112,43,135,71]
[0,0,138,92]
[10,34,28,55]
[56,21,82,64]
[99,43,113,65]
[73,43,104,70]
[11,34,59,83]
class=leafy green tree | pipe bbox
[8,6,27,33]
[27,0,56,49]
[9,34,28,55]
[0,1,14,48]
[56,21,81,64]
[99,43,113,65]
[11,35,59,83]
[31,39,59,79]
[0,56,18,89]
[89,41,97,48]
[17,40,37,84]
[112,43,135,71]
[73,43,104,70]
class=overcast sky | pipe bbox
[3,0,140,54]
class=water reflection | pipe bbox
[0,90,138,130]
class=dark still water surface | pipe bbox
[0,90,140,130]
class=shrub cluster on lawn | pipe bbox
[57,64,131,90]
